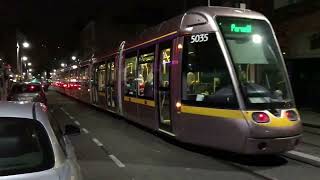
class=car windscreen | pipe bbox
[11,84,41,94]
[0,118,54,176]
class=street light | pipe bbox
[29,68,33,72]
[72,56,76,61]
[27,62,32,66]
[22,42,30,48]
[61,63,66,67]
[22,56,28,61]
[17,41,30,75]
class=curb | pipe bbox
[283,150,320,167]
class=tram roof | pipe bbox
[94,6,266,59]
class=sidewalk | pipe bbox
[299,110,320,128]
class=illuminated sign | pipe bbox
[230,24,252,33]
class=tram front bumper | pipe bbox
[244,134,302,154]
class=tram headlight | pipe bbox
[252,34,263,44]
[285,110,298,121]
[252,112,270,123]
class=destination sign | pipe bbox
[230,24,252,33]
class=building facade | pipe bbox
[273,0,320,109]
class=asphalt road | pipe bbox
[47,90,320,180]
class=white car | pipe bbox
[0,101,82,179]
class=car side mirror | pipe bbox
[64,124,80,136]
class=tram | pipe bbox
[54,6,303,154]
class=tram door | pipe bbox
[158,42,173,132]
[106,60,116,111]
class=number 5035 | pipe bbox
[190,34,209,43]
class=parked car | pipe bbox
[7,83,47,105]
[0,101,82,179]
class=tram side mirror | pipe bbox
[64,124,81,136]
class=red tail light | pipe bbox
[286,110,298,121]
[63,84,67,88]
[252,112,270,123]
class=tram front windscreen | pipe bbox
[217,17,294,109]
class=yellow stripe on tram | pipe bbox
[180,105,301,128]
[181,105,244,120]
[123,96,155,107]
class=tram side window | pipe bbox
[160,48,171,88]
[137,48,154,99]
[97,63,106,92]
[107,61,115,85]
[111,62,115,83]
[182,33,238,108]
[80,66,89,87]
[125,55,137,96]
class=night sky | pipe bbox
[0,0,220,74]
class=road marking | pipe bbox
[287,150,320,164]
[109,154,125,168]
[82,128,89,134]
[61,105,125,169]
[60,107,70,115]
[92,138,103,147]
[152,149,161,153]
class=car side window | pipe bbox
[48,114,67,155]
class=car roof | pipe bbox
[0,101,68,166]
[0,101,37,119]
